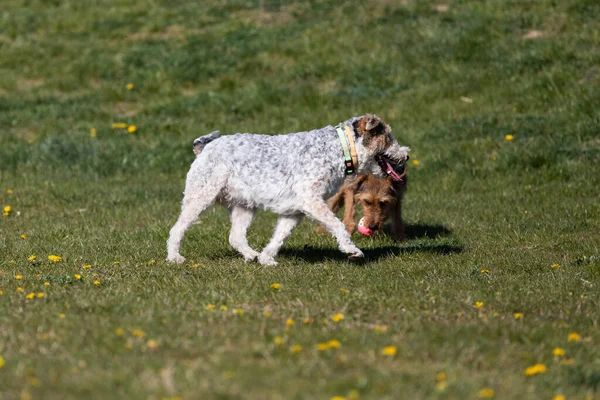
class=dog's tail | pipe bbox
[192,130,221,155]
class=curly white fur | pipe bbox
[166,115,410,266]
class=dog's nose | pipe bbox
[369,224,378,231]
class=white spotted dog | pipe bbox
[166,114,410,266]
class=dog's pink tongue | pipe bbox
[357,217,373,236]
[385,160,403,183]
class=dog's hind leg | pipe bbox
[258,214,304,266]
[166,172,226,264]
[229,205,259,262]
[303,200,363,259]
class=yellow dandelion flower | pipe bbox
[478,388,494,398]
[82,264,91,269]
[59,313,66,319]
[205,304,216,311]
[191,263,199,268]
[28,255,36,262]
[327,339,341,349]
[126,83,134,90]
[131,329,145,338]
[146,339,159,350]
[0,355,4,368]
[263,311,272,317]
[290,344,302,354]
[553,395,565,400]
[233,308,245,316]
[127,125,137,133]
[436,372,447,382]
[330,397,347,400]
[559,358,575,366]
[331,313,344,322]
[505,134,514,141]
[524,363,547,376]
[286,318,295,326]
[551,263,560,269]
[17,287,24,292]
[48,255,62,262]
[381,345,397,356]
[435,381,448,392]
[112,122,127,129]
[4,205,12,214]
[475,301,484,309]
[90,128,97,138]
[44,282,50,286]
[115,328,124,336]
[340,288,349,294]
[93,280,101,286]
[480,269,489,274]
[15,275,22,280]
[36,292,44,298]
[317,343,330,351]
[303,317,314,325]
[270,283,280,290]
[553,347,566,357]
[26,292,35,299]
[220,305,228,311]
[374,325,388,333]
[514,313,523,319]
[411,159,420,166]
[274,336,284,345]
[21,234,27,239]
[0,290,3,295]
[7,189,13,194]
[74,274,81,280]
[568,332,581,342]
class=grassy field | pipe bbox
[1,0,600,399]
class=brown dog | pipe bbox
[324,173,407,241]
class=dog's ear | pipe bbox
[364,114,381,131]
[355,114,390,137]
[348,174,368,192]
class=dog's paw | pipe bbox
[243,251,260,263]
[347,249,364,259]
[167,254,186,264]
[258,253,278,266]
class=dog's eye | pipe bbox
[364,200,373,206]
[379,201,386,206]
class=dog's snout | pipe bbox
[369,224,378,231]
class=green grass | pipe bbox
[1,0,600,398]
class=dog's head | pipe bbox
[353,114,410,181]
[348,174,398,233]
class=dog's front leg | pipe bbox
[390,201,406,242]
[258,214,304,266]
[342,191,357,234]
[304,200,364,259]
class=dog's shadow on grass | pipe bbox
[402,223,453,240]
[281,223,461,263]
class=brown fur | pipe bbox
[324,174,407,241]
[354,113,393,153]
